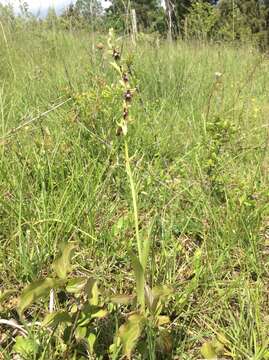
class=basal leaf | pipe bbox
[52,242,76,279]
[18,278,63,317]
[87,333,96,354]
[118,313,145,359]
[129,252,145,310]
[13,336,39,357]
[156,315,170,326]
[91,308,108,319]
[85,278,99,305]
[75,326,87,340]
[42,311,72,328]
[110,294,134,305]
[201,341,218,359]
[66,277,87,294]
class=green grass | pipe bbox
[0,24,269,359]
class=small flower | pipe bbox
[112,48,121,61]
[123,107,129,119]
[124,89,132,103]
[215,72,222,80]
[123,73,129,83]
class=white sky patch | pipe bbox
[0,0,111,14]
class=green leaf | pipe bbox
[87,333,96,354]
[118,313,145,359]
[145,285,173,314]
[141,221,154,270]
[91,308,108,319]
[212,339,225,354]
[201,338,225,359]
[66,277,87,294]
[75,326,87,340]
[152,285,173,299]
[13,336,39,357]
[129,253,145,310]
[201,342,218,359]
[156,315,170,326]
[52,242,76,279]
[85,278,99,306]
[42,311,72,328]
[18,278,63,317]
[110,294,134,305]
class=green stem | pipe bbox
[124,140,142,262]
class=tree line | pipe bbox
[1,0,269,47]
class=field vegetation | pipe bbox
[0,2,269,359]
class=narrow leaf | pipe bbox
[129,252,145,311]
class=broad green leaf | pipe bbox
[42,311,72,328]
[129,253,145,311]
[156,315,170,326]
[201,342,218,359]
[66,277,87,294]
[91,308,108,319]
[75,326,87,340]
[18,278,63,317]
[212,339,225,354]
[78,304,107,326]
[52,242,76,279]
[85,278,99,305]
[118,313,145,359]
[110,294,134,305]
[87,333,96,354]
[13,336,39,357]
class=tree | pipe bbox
[75,0,102,19]
[106,0,164,32]
[217,0,269,46]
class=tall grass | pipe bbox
[0,25,269,358]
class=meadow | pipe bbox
[0,25,269,359]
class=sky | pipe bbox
[0,1,111,16]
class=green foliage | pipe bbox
[18,278,64,318]
[13,336,39,358]
[201,338,225,359]
[52,242,76,279]
[0,20,269,359]
[185,1,219,40]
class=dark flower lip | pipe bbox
[124,90,132,102]
[112,49,121,61]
